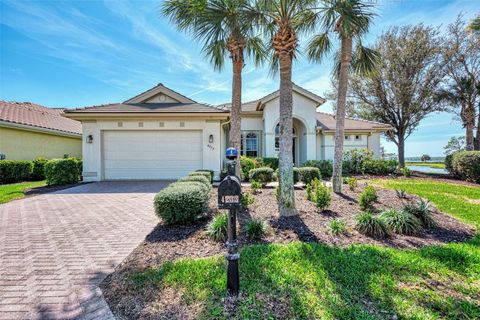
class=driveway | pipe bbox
[0,181,168,320]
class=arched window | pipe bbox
[275,124,296,153]
[240,131,260,157]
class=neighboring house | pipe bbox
[0,101,82,160]
[64,83,391,181]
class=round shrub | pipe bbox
[358,186,378,210]
[189,171,212,183]
[170,181,210,194]
[380,209,421,235]
[445,153,455,174]
[240,156,256,181]
[154,183,209,225]
[0,160,33,183]
[297,167,321,184]
[195,169,214,183]
[245,218,268,240]
[302,160,333,178]
[31,157,48,181]
[355,212,389,238]
[314,183,331,211]
[248,167,274,184]
[178,175,210,187]
[451,151,480,183]
[206,213,228,242]
[44,159,79,185]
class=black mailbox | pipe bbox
[218,175,241,209]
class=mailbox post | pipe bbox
[218,147,241,298]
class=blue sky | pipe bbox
[1,0,479,157]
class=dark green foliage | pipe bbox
[195,169,214,183]
[362,160,398,175]
[403,200,437,229]
[355,212,389,238]
[314,183,332,211]
[248,167,274,184]
[342,160,354,175]
[206,213,228,242]
[245,218,268,240]
[380,209,421,235]
[296,167,321,184]
[154,182,209,225]
[241,192,255,208]
[44,159,79,185]
[344,149,373,174]
[178,175,210,187]
[69,157,83,177]
[445,153,455,173]
[31,157,48,181]
[190,171,212,183]
[451,151,480,183]
[256,157,279,170]
[293,167,300,183]
[329,219,347,236]
[302,160,333,178]
[358,186,378,210]
[0,160,33,183]
[240,156,256,181]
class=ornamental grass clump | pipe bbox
[206,212,228,242]
[355,212,389,238]
[395,189,407,199]
[358,186,378,210]
[380,208,421,235]
[245,218,268,240]
[403,199,437,229]
[329,219,347,236]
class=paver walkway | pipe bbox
[0,181,167,320]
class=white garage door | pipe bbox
[103,130,203,180]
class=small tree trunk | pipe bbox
[398,138,405,168]
[229,58,243,176]
[465,104,475,151]
[332,35,353,194]
[278,51,296,216]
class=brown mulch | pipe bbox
[100,183,476,319]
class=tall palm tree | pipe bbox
[248,0,318,216]
[306,0,377,193]
[162,0,266,173]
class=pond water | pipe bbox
[407,165,448,174]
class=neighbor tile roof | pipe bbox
[316,112,392,131]
[65,102,228,113]
[0,101,82,135]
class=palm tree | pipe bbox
[306,0,377,193]
[248,0,318,216]
[162,0,266,173]
[468,15,480,34]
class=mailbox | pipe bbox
[218,175,241,209]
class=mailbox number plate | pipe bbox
[223,195,239,204]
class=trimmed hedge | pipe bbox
[0,160,33,183]
[362,160,398,175]
[170,181,210,194]
[451,151,480,183]
[190,171,212,183]
[195,169,214,183]
[154,182,209,224]
[296,167,321,184]
[31,157,48,181]
[302,160,333,178]
[256,157,279,170]
[249,167,274,184]
[44,159,79,185]
[240,156,256,181]
[178,175,210,187]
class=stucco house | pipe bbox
[0,101,82,160]
[64,83,390,181]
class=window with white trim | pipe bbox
[240,131,260,157]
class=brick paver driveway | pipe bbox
[0,181,168,320]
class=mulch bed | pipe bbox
[100,183,476,319]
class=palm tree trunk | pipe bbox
[278,51,296,216]
[332,35,353,194]
[230,58,243,176]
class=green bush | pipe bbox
[189,171,212,183]
[302,160,333,178]
[250,180,262,194]
[170,181,210,194]
[347,177,358,191]
[69,157,83,177]
[178,175,210,187]
[380,209,421,235]
[0,160,33,183]
[31,157,48,181]
[362,160,398,175]
[240,156,256,181]
[314,183,332,211]
[329,219,347,236]
[451,151,480,183]
[344,149,373,174]
[445,153,455,174]
[154,182,209,225]
[296,167,321,184]
[44,159,78,185]
[206,213,228,242]
[245,218,268,240]
[403,200,437,229]
[241,192,255,208]
[355,212,389,238]
[358,186,378,210]
[249,167,274,184]
[195,170,214,183]
[293,167,300,184]
[306,178,321,201]
[342,160,353,175]
[402,167,412,177]
[256,157,279,170]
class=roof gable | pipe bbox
[124,83,196,104]
[256,83,326,111]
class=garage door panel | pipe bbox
[103,130,203,180]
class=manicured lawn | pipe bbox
[0,181,46,204]
[405,162,446,169]
[128,179,480,319]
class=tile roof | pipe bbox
[316,112,392,131]
[64,102,228,113]
[0,101,82,135]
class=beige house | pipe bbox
[65,83,390,181]
[0,101,82,160]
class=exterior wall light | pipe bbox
[86,135,93,143]
[209,134,214,143]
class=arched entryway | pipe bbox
[274,118,307,166]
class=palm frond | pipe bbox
[350,42,380,76]
[306,33,332,63]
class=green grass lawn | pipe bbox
[0,181,46,204]
[130,179,480,319]
[405,162,446,169]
